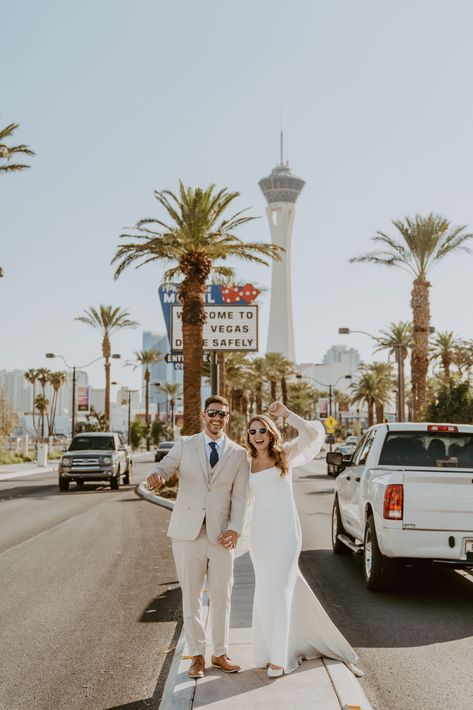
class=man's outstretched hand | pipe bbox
[147,473,166,492]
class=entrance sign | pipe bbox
[165,352,211,364]
[170,305,258,352]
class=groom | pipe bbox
[147,395,248,679]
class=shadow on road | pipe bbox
[299,548,473,650]
[140,586,182,624]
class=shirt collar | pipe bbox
[204,432,225,449]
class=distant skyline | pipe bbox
[3,1,473,390]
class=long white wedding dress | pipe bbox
[248,412,358,674]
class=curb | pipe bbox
[135,482,373,710]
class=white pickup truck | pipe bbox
[327,423,473,590]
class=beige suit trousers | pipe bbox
[172,525,234,656]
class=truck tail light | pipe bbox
[384,485,403,520]
[427,424,458,433]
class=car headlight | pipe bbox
[61,458,72,467]
[102,456,112,465]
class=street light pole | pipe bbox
[71,367,76,439]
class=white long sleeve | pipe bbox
[283,412,326,468]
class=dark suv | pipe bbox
[58,432,132,491]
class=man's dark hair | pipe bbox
[204,395,229,410]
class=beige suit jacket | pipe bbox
[153,432,248,543]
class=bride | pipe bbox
[246,400,362,678]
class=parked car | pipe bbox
[345,435,360,446]
[58,432,132,491]
[327,422,473,591]
[155,440,176,462]
[326,443,356,475]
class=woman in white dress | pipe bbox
[247,400,362,678]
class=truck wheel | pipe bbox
[110,470,120,490]
[123,462,132,485]
[363,515,399,591]
[332,497,350,554]
[59,478,69,491]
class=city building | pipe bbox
[259,134,305,361]
[142,331,183,410]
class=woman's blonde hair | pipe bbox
[246,414,289,477]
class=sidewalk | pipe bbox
[137,483,372,710]
[0,461,58,481]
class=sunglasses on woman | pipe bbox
[248,427,268,435]
[205,410,229,419]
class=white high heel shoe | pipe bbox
[267,666,284,678]
[345,662,364,678]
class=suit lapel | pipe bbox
[194,433,208,483]
[209,437,235,484]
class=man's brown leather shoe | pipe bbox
[188,655,205,678]
[211,654,240,673]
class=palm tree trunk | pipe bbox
[281,377,288,406]
[145,368,150,450]
[256,383,263,413]
[410,277,431,420]
[181,278,206,435]
[442,355,451,385]
[218,352,226,398]
[103,334,112,429]
[270,378,277,401]
[170,398,175,440]
[368,398,374,427]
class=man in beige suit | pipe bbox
[147,395,248,679]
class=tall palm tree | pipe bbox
[131,348,163,450]
[75,305,138,428]
[374,321,413,420]
[24,369,38,434]
[35,368,51,398]
[112,182,282,434]
[48,371,67,435]
[430,331,460,385]
[0,123,35,173]
[350,371,377,427]
[248,357,267,413]
[158,382,183,439]
[351,214,473,419]
[34,394,49,439]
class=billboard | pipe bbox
[77,386,89,412]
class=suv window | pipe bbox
[69,436,116,451]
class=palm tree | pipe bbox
[24,369,39,434]
[158,382,183,439]
[350,371,377,427]
[131,348,163,450]
[112,182,282,434]
[374,321,413,420]
[248,357,267,412]
[351,214,473,419]
[367,362,396,423]
[48,371,67,435]
[34,394,49,439]
[287,381,318,418]
[75,305,138,427]
[0,123,35,173]
[431,331,460,385]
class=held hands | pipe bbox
[146,473,166,492]
[268,401,290,419]
[218,529,238,550]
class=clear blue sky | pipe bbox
[2,0,473,389]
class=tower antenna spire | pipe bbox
[280,104,284,164]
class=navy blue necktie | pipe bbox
[209,441,219,468]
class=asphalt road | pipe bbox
[295,458,473,710]
[0,455,179,710]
